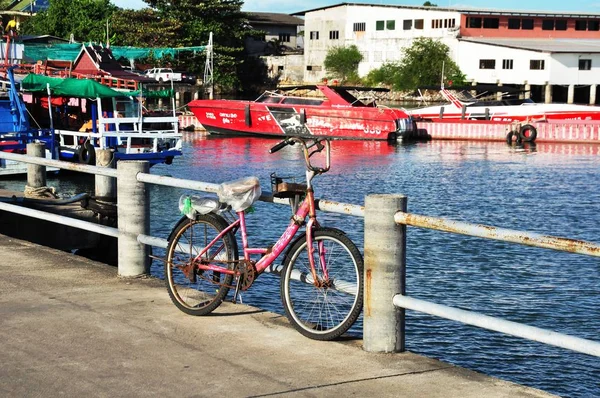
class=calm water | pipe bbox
[3,135,599,397]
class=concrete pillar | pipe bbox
[590,84,597,105]
[363,194,407,353]
[496,82,503,101]
[545,83,553,104]
[175,91,181,109]
[193,90,199,101]
[95,149,116,200]
[524,84,531,100]
[158,98,163,110]
[26,142,46,188]
[567,84,575,104]
[117,161,150,277]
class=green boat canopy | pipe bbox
[22,74,137,98]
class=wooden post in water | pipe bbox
[117,161,150,277]
[26,142,46,189]
[363,194,407,353]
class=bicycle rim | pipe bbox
[281,230,363,340]
[165,214,236,315]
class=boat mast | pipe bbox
[203,32,214,100]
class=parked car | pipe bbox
[145,68,182,82]
[177,71,197,85]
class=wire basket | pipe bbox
[270,172,307,198]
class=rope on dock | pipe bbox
[24,185,59,199]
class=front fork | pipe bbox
[306,218,330,287]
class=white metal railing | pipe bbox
[1,150,599,359]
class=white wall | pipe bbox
[456,41,551,85]
[304,5,461,82]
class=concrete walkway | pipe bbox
[0,234,556,397]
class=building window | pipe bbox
[353,22,366,32]
[589,21,600,31]
[579,59,592,70]
[306,65,313,71]
[530,60,545,70]
[575,20,587,31]
[542,20,554,30]
[450,19,456,28]
[309,31,319,40]
[479,59,496,69]
[508,18,520,29]
[376,20,385,31]
[387,20,395,30]
[278,33,290,43]
[278,65,284,71]
[403,19,412,30]
[374,51,382,62]
[483,18,499,29]
[555,20,567,30]
[329,30,339,40]
[502,59,514,70]
[414,19,424,29]
[360,52,369,61]
[522,19,534,29]
[467,17,482,28]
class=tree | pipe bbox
[142,0,254,92]
[423,1,438,6]
[21,0,117,43]
[365,38,465,91]
[323,45,363,83]
[110,9,182,48]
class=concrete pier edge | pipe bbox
[0,234,556,397]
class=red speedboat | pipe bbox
[187,85,415,141]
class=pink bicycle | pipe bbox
[165,137,364,340]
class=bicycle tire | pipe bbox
[165,213,238,316]
[280,228,364,340]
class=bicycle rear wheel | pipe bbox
[165,214,238,316]
[280,229,364,340]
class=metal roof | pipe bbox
[246,12,305,26]
[459,38,600,53]
[291,2,600,19]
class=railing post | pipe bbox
[363,194,407,353]
[117,161,150,277]
[26,142,46,189]
[95,149,116,199]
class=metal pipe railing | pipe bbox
[2,150,599,360]
[393,295,600,357]
[395,211,600,257]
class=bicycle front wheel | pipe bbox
[165,214,238,316]
[280,229,364,340]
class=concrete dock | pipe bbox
[0,234,556,397]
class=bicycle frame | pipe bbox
[191,187,326,284]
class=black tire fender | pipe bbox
[506,130,521,145]
[519,124,537,142]
[78,141,96,165]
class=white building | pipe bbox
[294,3,600,104]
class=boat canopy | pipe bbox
[21,74,137,98]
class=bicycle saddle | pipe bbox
[217,176,262,212]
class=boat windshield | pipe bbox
[281,97,325,106]
[256,95,284,104]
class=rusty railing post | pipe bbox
[363,194,407,353]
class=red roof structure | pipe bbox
[72,44,154,83]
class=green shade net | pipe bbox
[24,43,206,62]
[142,88,174,98]
[22,74,136,98]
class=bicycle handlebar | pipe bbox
[269,137,330,173]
